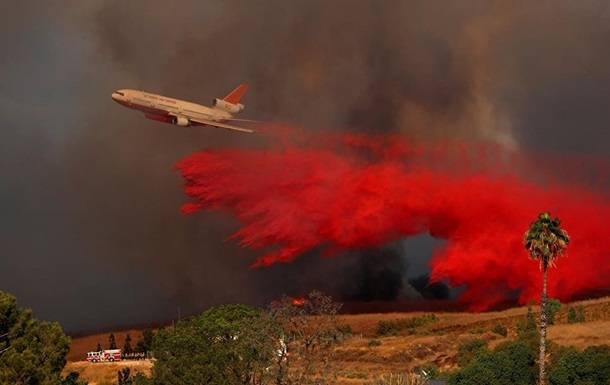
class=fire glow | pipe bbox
[176,132,610,310]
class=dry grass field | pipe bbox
[64,360,152,385]
[66,297,610,385]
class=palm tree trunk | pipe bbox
[539,267,548,385]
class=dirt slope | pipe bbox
[67,297,610,384]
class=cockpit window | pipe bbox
[116,91,125,96]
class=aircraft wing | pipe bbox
[225,118,260,123]
[190,117,255,133]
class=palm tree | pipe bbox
[524,212,570,385]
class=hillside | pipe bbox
[66,297,610,384]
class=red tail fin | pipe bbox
[223,84,248,104]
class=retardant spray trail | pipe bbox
[176,134,610,310]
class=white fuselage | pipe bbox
[111,89,233,125]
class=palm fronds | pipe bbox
[524,212,570,270]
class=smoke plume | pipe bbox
[177,132,610,310]
[1,0,610,331]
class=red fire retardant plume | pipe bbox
[176,134,610,310]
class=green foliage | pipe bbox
[524,212,570,269]
[517,305,539,349]
[548,345,610,385]
[545,299,561,325]
[416,363,440,380]
[491,324,508,337]
[149,304,278,385]
[449,340,537,385]
[567,306,586,324]
[457,338,488,367]
[123,333,133,354]
[61,372,88,385]
[368,339,381,348]
[376,314,437,336]
[108,333,117,350]
[135,329,155,353]
[567,307,577,323]
[0,290,73,385]
[132,372,152,385]
[377,320,400,336]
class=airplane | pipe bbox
[111,84,254,133]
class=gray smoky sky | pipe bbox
[1,0,609,333]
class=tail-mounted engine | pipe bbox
[212,98,245,114]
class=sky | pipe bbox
[1,0,609,333]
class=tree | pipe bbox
[524,212,570,385]
[124,334,133,355]
[109,333,117,350]
[135,329,155,354]
[269,290,345,385]
[0,290,74,385]
[150,304,278,385]
[457,339,487,367]
[96,342,103,352]
[566,306,585,324]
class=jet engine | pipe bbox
[172,115,190,127]
[212,98,244,114]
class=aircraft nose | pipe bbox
[111,91,126,102]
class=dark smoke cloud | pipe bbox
[1,0,609,332]
[347,248,413,302]
[409,275,450,301]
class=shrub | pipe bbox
[449,340,536,385]
[517,305,539,349]
[548,345,610,385]
[457,338,488,367]
[368,339,382,347]
[377,320,401,336]
[62,372,88,385]
[545,299,561,325]
[567,305,585,324]
[491,324,508,337]
[377,314,437,336]
[118,368,133,385]
[416,363,440,379]
[336,323,353,335]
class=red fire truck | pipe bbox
[86,349,122,363]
